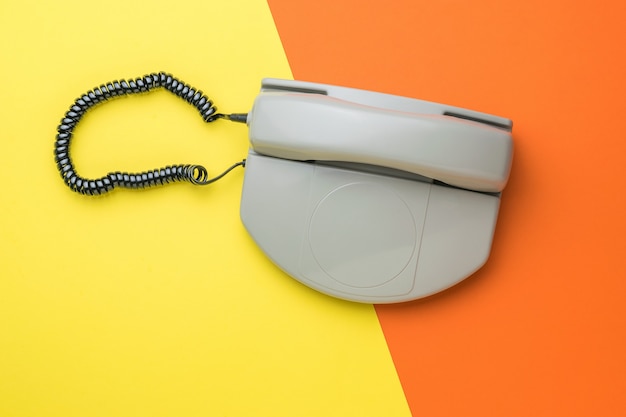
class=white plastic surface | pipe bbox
[240,151,500,304]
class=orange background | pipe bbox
[267,0,626,415]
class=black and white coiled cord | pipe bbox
[54,72,246,195]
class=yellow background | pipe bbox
[0,1,410,415]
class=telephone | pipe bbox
[241,79,513,303]
[55,74,513,304]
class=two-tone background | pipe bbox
[1,1,625,416]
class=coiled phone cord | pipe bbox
[54,72,247,195]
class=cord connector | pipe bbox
[225,113,248,124]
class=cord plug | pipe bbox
[225,113,248,124]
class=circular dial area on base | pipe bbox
[308,182,417,288]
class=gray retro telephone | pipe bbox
[241,79,513,303]
[55,73,512,304]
